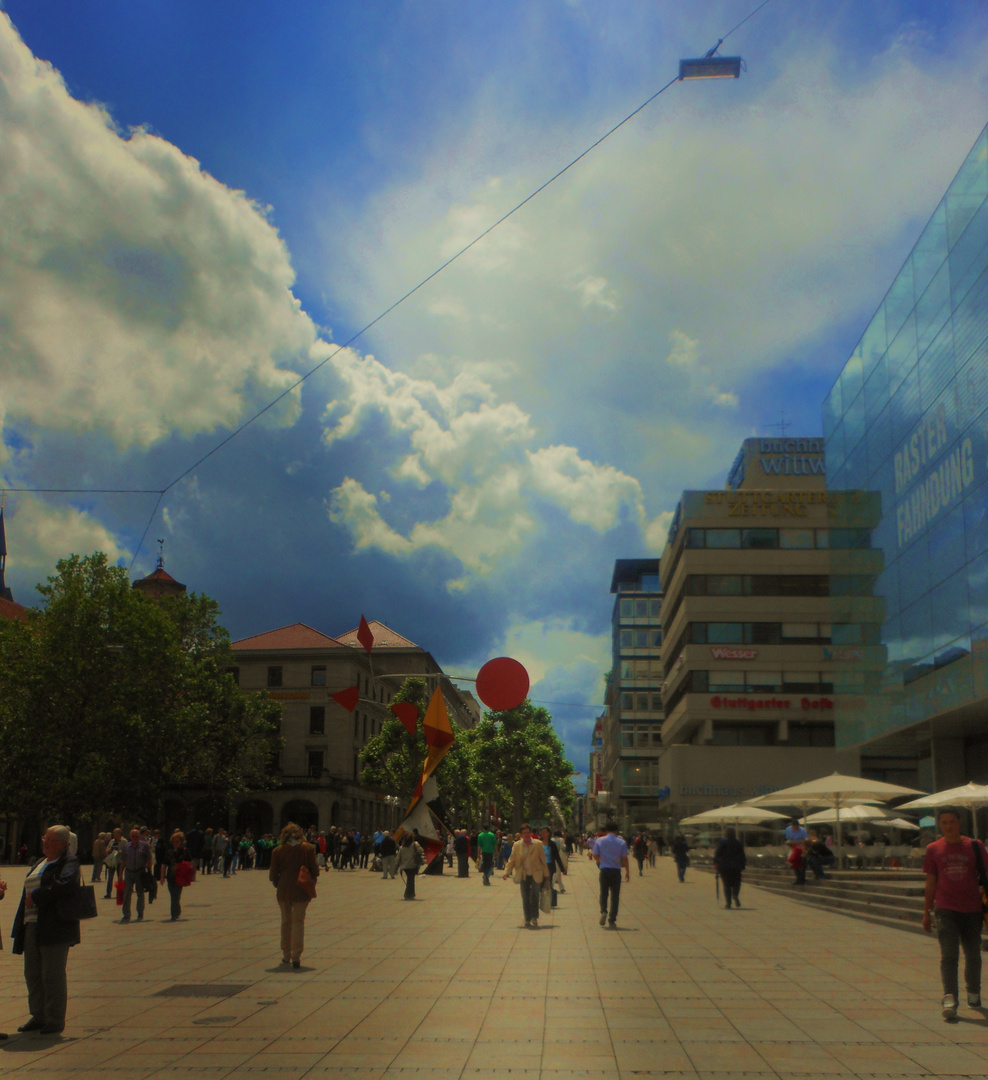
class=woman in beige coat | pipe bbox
[269,822,319,968]
[502,823,548,928]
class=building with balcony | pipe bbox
[823,121,988,794]
[600,559,665,830]
[657,450,872,825]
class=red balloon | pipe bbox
[476,656,530,711]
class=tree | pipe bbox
[474,701,575,831]
[0,552,281,827]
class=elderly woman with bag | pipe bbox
[269,822,319,968]
[158,830,194,922]
[10,825,83,1035]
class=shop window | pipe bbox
[310,665,326,686]
[266,666,283,688]
[309,706,325,734]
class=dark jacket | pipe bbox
[713,837,746,871]
[159,843,193,881]
[11,853,82,954]
[380,836,397,858]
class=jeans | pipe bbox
[23,924,70,1030]
[122,869,146,919]
[808,855,834,879]
[481,852,493,884]
[675,859,687,882]
[166,879,183,920]
[403,867,418,899]
[519,875,541,923]
[936,909,983,998]
[278,898,308,962]
[91,858,103,883]
[599,868,622,923]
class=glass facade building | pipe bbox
[823,124,988,789]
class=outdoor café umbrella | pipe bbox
[678,803,790,827]
[744,772,925,869]
[804,804,895,826]
[896,782,988,839]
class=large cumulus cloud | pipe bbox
[0,13,315,452]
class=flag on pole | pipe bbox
[390,701,419,737]
[357,615,374,654]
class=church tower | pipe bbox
[132,540,187,600]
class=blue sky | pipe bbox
[1,1,987,772]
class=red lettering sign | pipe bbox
[709,647,758,660]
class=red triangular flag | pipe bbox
[357,615,374,654]
[390,701,418,737]
[332,685,360,712]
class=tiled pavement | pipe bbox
[1,851,987,1079]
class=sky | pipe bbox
[1,0,987,773]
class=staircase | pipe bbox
[697,865,928,936]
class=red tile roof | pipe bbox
[336,619,419,649]
[0,596,29,622]
[231,623,346,651]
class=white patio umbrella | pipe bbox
[805,804,895,825]
[883,818,920,831]
[744,773,925,869]
[896,782,988,839]
[679,803,790,826]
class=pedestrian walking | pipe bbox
[454,829,470,877]
[713,827,746,909]
[671,834,690,883]
[91,834,106,883]
[102,828,124,899]
[158,830,193,921]
[268,822,319,968]
[541,827,563,907]
[397,833,424,899]
[632,833,648,876]
[552,829,568,893]
[119,828,152,922]
[503,823,549,928]
[380,830,398,879]
[593,821,629,928]
[647,835,658,868]
[10,825,83,1035]
[477,825,497,886]
[921,806,988,1020]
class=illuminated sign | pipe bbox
[710,647,758,660]
[710,696,833,711]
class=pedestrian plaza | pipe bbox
[2,853,988,1079]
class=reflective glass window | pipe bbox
[707,574,742,595]
[687,528,706,548]
[949,198,988,305]
[648,599,662,617]
[742,528,777,549]
[900,598,932,665]
[620,630,633,647]
[911,202,949,300]
[915,258,952,354]
[620,727,634,748]
[883,258,915,342]
[747,671,782,692]
[634,630,649,647]
[705,529,741,548]
[929,570,971,653]
[927,505,967,588]
[707,623,743,644]
[635,598,647,616]
[621,693,633,709]
[620,598,634,617]
[886,312,918,397]
[708,670,745,692]
[780,528,814,549]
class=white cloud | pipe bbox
[644,509,674,552]
[499,618,610,687]
[574,275,619,313]
[322,347,644,578]
[661,330,737,409]
[0,14,316,450]
[0,495,129,591]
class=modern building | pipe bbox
[212,619,478,836]
[823,122,988,792]
[599,559,665,830]
[657,442,869,825]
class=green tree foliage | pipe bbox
[360,680,574,830]
[473,701,575,830]
[0,552,282,826]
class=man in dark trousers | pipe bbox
[593,822,629,928]
[453,830,470,877]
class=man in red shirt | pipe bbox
[921,806,988,1020]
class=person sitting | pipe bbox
[806,832,835,880]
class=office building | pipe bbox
[599,559,664,829]
[823,122,988,790]
[657,441,867,824]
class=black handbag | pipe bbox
[58,882,99,921]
